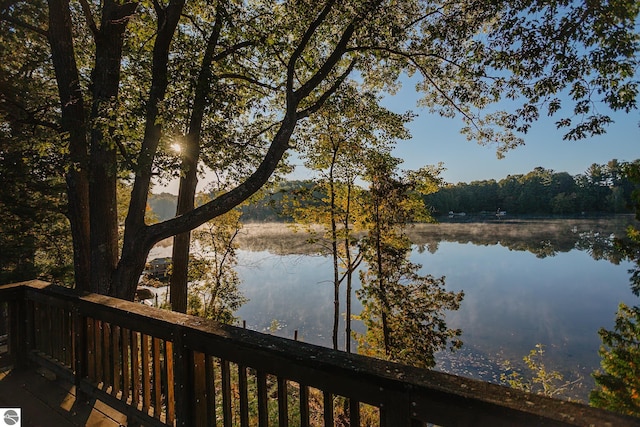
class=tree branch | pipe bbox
[77,0,99,38]
[0,15,48,37]
[287,0,338,93]
[212,40,253,62]
[296,60,357,119]
[216,72,278,91]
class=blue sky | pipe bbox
[377,79,639,185]
[163,77,638,195]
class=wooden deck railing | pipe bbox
[0,280,637,427]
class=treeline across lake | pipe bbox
[150,159,638,221]
[425,160,638,216]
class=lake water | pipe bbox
[148,216,639,401]
[230,217,638,401]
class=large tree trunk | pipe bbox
[47,0,91,292]
[89,4,127,294]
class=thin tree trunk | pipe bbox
[373,194,391,356]
[329,157,340,351]
[344,183,352,353]
[169,7,223,312]
[116,1,184,299]
[170,142,198,312]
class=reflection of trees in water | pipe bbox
[238,217,637,261]
[590,232,639,415]
[407,216,636,262]
[591,164,640,417]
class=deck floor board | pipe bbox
[0,367,126,427]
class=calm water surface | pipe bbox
[231,221,637,400]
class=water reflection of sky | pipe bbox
[234,242,637,399]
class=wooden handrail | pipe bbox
[0,280,637,426]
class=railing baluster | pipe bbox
[152,337,162,419]
[58,307,65,362]
[172,330,193,427]
[193,351,207,426]
[278,377,288,427]
[164,340,175,425]
[221,359,233,427]
[73,309,88,403]
[131,330,141,409]
[299,384,310,427]
[121,327,131,403]
[205,355,216,427]
[102,321,112,392]
[113,325,122,397]
[64,308,70,364]
[67,309,74,368]
[257,371,268,426]
[238,364,249,427]
[323,391,334,427]
[95,319,104,387]
[36,303,45,354]
[25,299,34,364]
[8,297,28,369]
[350,399,361,427]
[141,333,151,414]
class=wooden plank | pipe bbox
[141,333,151,414]
[73,310,88,403]
[102,321,111,392]
[121,327,130,403]
[25,299,35,363]
[87,318,96,381]
[47,304,54,357]
[112,325,122,398]
[205,355,216,427]
[323,391,333,427]
[131,330,141,408]
[278,377,289,427]
[257,371,268,427]
[68,309,76,370]
[172,334,193,427]
[165,340,175,425]
[299,384,310,427]
[152,337,162,419]
[0,368,126,427]
[94,319,103,387]
[193,351,207,427]
[51,307,60,362]
[350,399,360,427]
[238,364,249,427]
[34,302,43,354]
[63,308,70,364]
[7,300,28,369]
[221,359,232,427]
